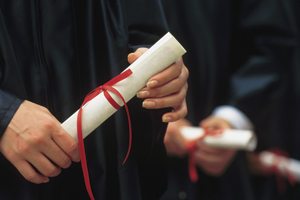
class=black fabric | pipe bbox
[227,0,296,152]
[159,0,297,200]
[0,91,22,136]
[250,1,300,200]
[0,0,169,199]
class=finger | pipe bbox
[164,139,187,157]
[196,150,237,176]
[142,83,187,109]
[28,152,61,178]
[200,116,232,129]
[137,69,187,98]
[42,140,72,169]
[198,162,227,176]
[197,143,237,155]
[162,98,188,122]
[195,148,237,166]
[127,48,148,64]
[194,150,224,163]
[200,117,220,128]
[197,143,228,153]
[52,124,80,162]
[146,58,184,88]
[14,160,49,184]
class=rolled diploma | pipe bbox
[259,151,300,181]
[61,32,186,142]
[180,127,257,151]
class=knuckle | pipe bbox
[42,120,55,131]
[40,106,50,113]
[30,132,46,145]
[156,99,166,107]
[37,105,51,116]
[24,172,38,183]
[68,142,79,156]
[152,88,161,96]
[136,47,148,55]
[174,62,182,76]
[184,66,189,78]
[181,108,188,118]
[177,91,186,103]
[59,156,72,169]
[16,143,31,155]
[44,166,61,177]
[1,146,15,158]
[172,79,182,91]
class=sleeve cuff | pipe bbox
[212,105,254,130]
[0,91,23,137]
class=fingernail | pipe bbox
[147,80,158,88]
[137,91,150,98]
[142,101,155,108]
[163,117,172,123]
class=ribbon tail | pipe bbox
[122,101,132,165]
[188,151,198,183]
[77,107,95,200]
[76,68,133,200]
[102,85,132,165]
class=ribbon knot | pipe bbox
[186,128,223,182]
[77,69,133,200]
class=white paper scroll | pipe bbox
[61,32,186,142]
[180,127,257,151]
[259,151,300,181]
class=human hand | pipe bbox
[195,116,237,176]
[128,48,189,122]
[164,118,192,157]
[0,100,80,184]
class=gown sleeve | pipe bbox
[0,7,24,137]
[228,0,298,151]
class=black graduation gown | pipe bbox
[159,0,297,199]
[249,1,300,199]
[0,1,169,199]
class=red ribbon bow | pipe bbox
[186,128,223,182]
[77,69,133,200]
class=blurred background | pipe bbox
[153,0,300,199]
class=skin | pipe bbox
[0,47,189,184]
[164,116,237,176]
[129,48,189,123]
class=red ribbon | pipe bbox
[186,128,223,182]
[262,148,298,194]
[77,69,133,200]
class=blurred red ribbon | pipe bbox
[77,69,133,200]
[263,148,298,194]
[186,128,223,182]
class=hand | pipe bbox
[128,48,189,122]
[164,118,192,157]
[195,116,237,176]
[0,101,80,184]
